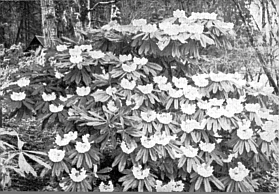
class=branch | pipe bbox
[232,0,279,95]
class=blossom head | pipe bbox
[99,181,114,192]
[88,50,105,59]
[76,86,91,96]
[229,162,249,182]
[154,131,176,146]
[196,163,214,177]
[180,119,205,133]
[142,24,157,33]
[183,86,203,100]
[107,100,119,112]
[154,76,168,85]
[69,46,82,56]
[245,103,261,113]
[64,131,78,141]
[192,74,209,87]
[140,135,156,149]
[120,140,137,154]
[119,54,132,62]
[156,112,173,124]
[17,77,30,87]
[180,103,196,115]
[199,142,215,153]
[168,88,183,98]
[158,82,172,91]
[122,63,137,72]
[120,79,136,90]
[132,19,147,27]
[132,165,150,179]
[137,84,153,94]
[48,149,65,163]
[70,55,83,64]
[133,57,148,66]
[237,120,253,140]
[173,9,186,18]
[173,77,188,89]
[69,168,87,182]
[10,92,26,101]
[180,145,198,158]
[55,134,71,146]
[105,86,117,96]
[141,110,157,123]
[75,135,91,153]
[49,104,64,113]
[56,45,67,52]
[42,92,56,101]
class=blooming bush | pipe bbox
[1,9,279,192]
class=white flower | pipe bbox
[105,86,117,96]
[207,107,224,119]
[190,12,217,20]
[154,76,168,85]
[107,100,118,112]
[122,63,137,72]
[154,131,176,146]
[99,181,114,192]
[259,131,276,142]
[121,140,137,154]
[132,19,147,26]
[209,98,224,107]
[126,94,142,110]
[180,102,196,115]
[229,162,249,182]
[42,92,56,101]
[209,72,228,82]
[173,9,186,18]
[180,145,198,158]
[237,120,253,140]
[55,71,64,79]
[80,44,92,51]
[76,86,91,96]
[75,141,91,153]
[172,77,188,89]
[120,78,136,90]
[168,87,184,98]
[183,86,203,100]
[82,134,90,143]
[141,110,157,123]
[158,83,172,91]
[169,180,184,192]
[180,119,205,133]
[221,22,234,29]
[157,113,173,124]
[48,149,65,163]
[196,163,214,177]
[142,24,157,33]
[199,142,215,153]
[64,131,78,141]
[56,45,67,52]
[245,103,261,113]
[69,168,87,182]
[55,134,71,146]
[59,96,68,102]
[49,104,64,113]
[10,92,26,101]
[119,54,132,62]
[133,57,148,66]
[192,74,209,87]
[137,84,153,94]
[222,153,238,163]
[88,50,105,59]
[69,46,82,56]
[70,55,83,64]
[17,77,30,87]
[132,165,150,179]
[197,100,211,110]
[141,135,157,148]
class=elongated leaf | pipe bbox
[23,152,51,169]
[18,153,37,177]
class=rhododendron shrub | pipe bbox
[2,9,279,192]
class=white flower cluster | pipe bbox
[190,12,218,20]
[99,181,114,192]
[49,104,64,113]
[155,180,184,192]
[209,72,246,87]
[120,78,136,90]
[69,46,83,64]
[237,120,253,140]
[69,168,87,182]
[55,131,78,146]
[259,121,277,142]
[199,142,215,153]
[76,86,91,96]
[120,140,137,154]
[222,153,238,163]
[17,77,30,87]
[75,134,92,153]
[140,131,176,148]
[180,145,199,158]
[180,119,206,133]
[196,163,214,177]
[229,162,249,182]
[48,149,65,163]
[88,50,105,59]
[42,92,56,101]
[132,165,150,179]
[10,91,26,101]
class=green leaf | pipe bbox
[23,152,51,169]
[195,176,203,190]
[18,152,37,177]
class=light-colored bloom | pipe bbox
[259,121,277,142]
[180,102,196,115]
[157,112,173,124]
[75,134,91,153]
[197,100,211,110]
[259,130,276,142]
[154,76,168,85]
[120,78,136,90]
[154,131,176,146]
[80,44,92,51]
[245,103,261,113]
[141,110,157,123]
[42,92,56,101]
[99,181,114,192]
[10,92,26,101]
[49,104,64,113]
[17,77,30,87]
[88,50,105,59]
[141,135,157,148]
[59,96,68,102]
[209,98,224,107]
[173,77,188,89]
[190,12,217,20]
[55,134,71,146]
[121,140,137,154]
[107,100,118,112]
[142,24,157,33]
[69,168,87,182]
[126,94,142,110]
[56,45,67,52]
[168,87,183,98]
[222,153,238,163]
[122,63,137,72]
[207,107,224,119]
[132,19,147,26]
[173,9,186,18]
[137,84,153,94]
[69,46,82,56]
[70,55,83,64]
[196,163,214,177]
[209,72,228,82]
[181,145,198,158]
[119,54,132,62]
[199,142,215,153]
[133,57,148,66]
[183,86,203,100]
[48,149,65,163]
[237,120,253,140]
[229,162,249,182]
[106,86,117,96]
[64,131,78,141]
[132,165,150,179]
[76,86,91,96]
[158,83,172,91]
[169,180,184,192]
[82,134,90,143]
[55,71,64,79]
[180,119,205,133]
[192,74,209,87]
